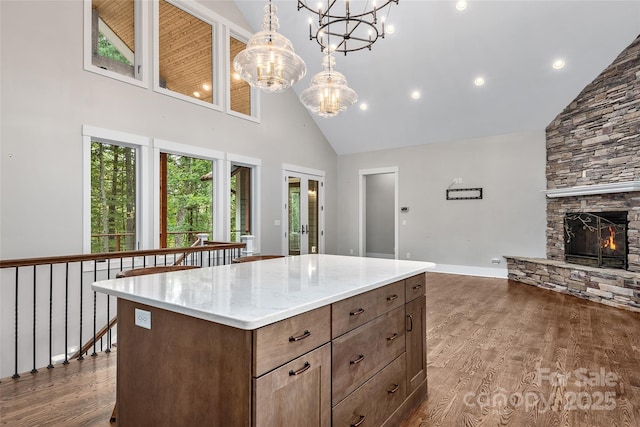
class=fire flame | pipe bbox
[603,227,616,250]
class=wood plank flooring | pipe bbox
[401,273,640,427]
[2,273,640,426]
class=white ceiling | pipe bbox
[234,1,640,155]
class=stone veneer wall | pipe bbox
[505,257,640,313]
[547,194,640,272]
[545,34,640,270]
[546,35,640,191]
[506,35,640,312]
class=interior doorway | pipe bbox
[359,167,398,259]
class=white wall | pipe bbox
[0,0,337,259]
[337,130,548,277]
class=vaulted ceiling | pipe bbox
[234,1,640,155]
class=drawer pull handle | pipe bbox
[407,314,414,332]
[350,308,365,316]
[351,415,366,427]
[412,284,423,291]
[387,333,399,341]
[289,330,311,342]
[386,294,398,302]
[388,384,400,394]
[289,362,311,376]
[350,354,365,365]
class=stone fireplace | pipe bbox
[564,211,628,269]
[505,34,640,312]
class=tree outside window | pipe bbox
[90,142,137,253]
[160,153,213,248]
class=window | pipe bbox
[90,142,137,252]
[153,139,224,248]
[159,153,214,248]
[84,0,147,86]
[156,0,219,107]
[227,155,261,250]
[229,36,251,116]
[230,166,251,242]
[83,126,150,254]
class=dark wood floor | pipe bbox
[2,273,640,426]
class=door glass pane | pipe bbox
[308,180,319,254]
[288,177,301,255]
[91,141,136,253]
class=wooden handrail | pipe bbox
[0,241,245,268]
[173,238,207,266]
[71,315,119,360]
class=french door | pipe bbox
[283,169,324,255]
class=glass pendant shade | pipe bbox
[300,54,357,118]
[233,2,306,93]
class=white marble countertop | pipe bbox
[91,254,435,330]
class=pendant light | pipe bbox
[233,0,306,93]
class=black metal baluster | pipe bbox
[63,263,69,365]
[48,264,54,369]
[78,261,84,361]
[31,265,38,374]
[105,293,111,353]
[92,262,98,357]
[13,267,20,379]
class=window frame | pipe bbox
[226,154,262,253]
[82,125,151,254]
[152,139,225,247]
[83,0,149,88]
[153,0,224,111]
[225,26,261,123]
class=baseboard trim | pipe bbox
[431,263,508,279]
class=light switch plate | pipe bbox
[135,308,151,329]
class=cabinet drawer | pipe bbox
[332,354,407,427]
[254,343,331,427]
[253,306,331,377]
[332,306,405,403]
[332,280,405,338]
[405,274,426,302]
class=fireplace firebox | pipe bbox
[564,211,628,269]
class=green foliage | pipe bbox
[166,155,213,248]
[90,142,136,253]
[98,33,131,65]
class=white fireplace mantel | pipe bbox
[544,181,640,198]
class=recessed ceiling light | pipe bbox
[193,91,201,98]
[359,103,368,111]
[386,25,395,34]
[474,77,485,86]
[411,91,421,100]
[232,72,241,81]
[552,59,566,70]
[202,84,210,91]
[456,1,468,11]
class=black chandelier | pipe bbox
[298,0,398,55]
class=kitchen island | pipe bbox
[92,254,435,426]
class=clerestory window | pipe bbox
[84,0,147,86]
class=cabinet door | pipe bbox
[254,343,331,427]
[406,296,427,395]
